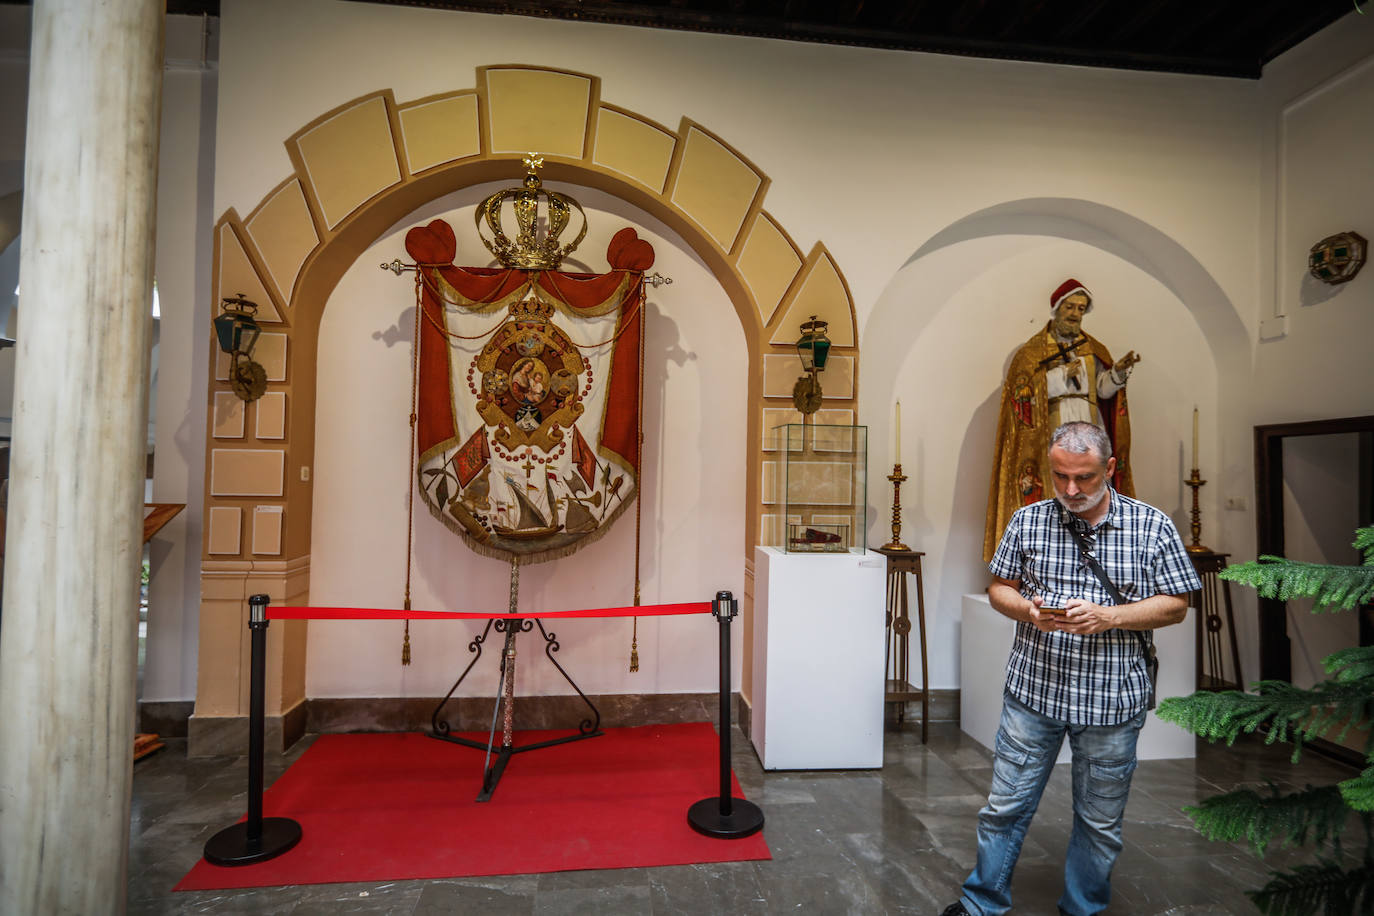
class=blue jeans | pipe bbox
[959,692,1146,916]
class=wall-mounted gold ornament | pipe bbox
[792,315,830,415]
[475,153,589,270]
[1308,230,1366,285]
[214,293,267,401]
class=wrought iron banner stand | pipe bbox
[202,594,303,866]
[688,591,764,839]
[428,559,603,802]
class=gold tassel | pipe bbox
[629,611,639,673]
[402,599,412,666]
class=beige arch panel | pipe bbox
[767,244,857,349]
[244,179,319,307]
[482,65,596,159]
[667,121,767,256]
[736,211,805,329]
[214,218,283,325]
[289,93,405,232]
[396,91,482,175]
[592,105,676,194]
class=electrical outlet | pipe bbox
[1225,496,1246,510]
[300,466,310,482]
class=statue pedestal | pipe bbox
[751,547,886,769]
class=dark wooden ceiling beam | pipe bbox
[891,0,928,30]
[996,0,1046,40]
[1105,0,1174,46]
[1053,0,1111,41]
[946,0,986,35]
[327,0,1347,78]
[837,0,866,26]
[1161,1,1233,54]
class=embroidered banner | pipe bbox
[404,219,653,563]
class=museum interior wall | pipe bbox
[0,1,1369,739]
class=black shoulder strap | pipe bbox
[1058,506,1127,606]
[1056,505,1152,661]
[1055,504,1156,709]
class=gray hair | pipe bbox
[1050,422,1112,465]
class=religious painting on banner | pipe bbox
[403,216,654,564]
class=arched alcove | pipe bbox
[857,197,1249,693]
[190,66,862,752]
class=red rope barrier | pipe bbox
[265,601,712,621]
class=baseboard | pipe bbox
[181,689,929,757]
[885,689,960,724]
[307,692,743,735]
[138,700,194,737]
[186,698,307,758]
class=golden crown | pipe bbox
[509,292,555,323]
[475,154,588,271]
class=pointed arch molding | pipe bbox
[193,65,859,728]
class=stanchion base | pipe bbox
[687,797,764,839]
[203,817,303,866]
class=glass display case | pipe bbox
[764,423,867,554]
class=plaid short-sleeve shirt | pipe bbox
[989,491,1201,726]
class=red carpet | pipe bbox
[175,722,769,890]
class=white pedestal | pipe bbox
[750,546,887,769]
[960,594,1196,761]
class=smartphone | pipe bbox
[1037,600,1069,616]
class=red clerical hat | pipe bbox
[1050,278,1091,312]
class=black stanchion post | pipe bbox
[203,593,303,866]
[687,590,764,839]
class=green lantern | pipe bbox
[214,294,267,401]
[793,315,830,415]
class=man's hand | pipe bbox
[1113,350,1141,374]
[1057,599,1120,635]
[1026,598,1062,634]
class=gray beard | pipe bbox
[1056,483,1108,517]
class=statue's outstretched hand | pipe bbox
[1114,351,1141,374]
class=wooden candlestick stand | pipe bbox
[883,465,909,551]
[878,464,928,740]
[1184,467,1212,554]
[1182,467,1242,691]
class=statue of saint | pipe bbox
[982,279,1141,562]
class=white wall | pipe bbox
[142,33,218,704]
[0,0,1315,706]
[306,187,746,697]
[0,12,217,704]
[204,1,1374,702]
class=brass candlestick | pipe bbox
[884,464,910,551]
[1184,467,1212,554]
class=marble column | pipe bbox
[0,1,164,913]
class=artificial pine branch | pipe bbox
[1183,784,1349,855]
[1162,527,1374,914]
[1156,678,1374,758]
[1247,860,1374,915]
[1324,645,1374,683]
[1339,766,1374,813]
[1221,527,1374,613]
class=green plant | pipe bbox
[1157,527,1374,915]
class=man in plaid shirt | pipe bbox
[944,422,1200,916]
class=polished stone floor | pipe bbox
[128,721,1360,915]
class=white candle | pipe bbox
[895,400,901,465]
[1192,406,1199,470]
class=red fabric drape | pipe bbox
[403,220,653,472]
